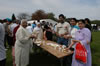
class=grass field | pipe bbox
[6,31,100,66]
[91,31,100,66]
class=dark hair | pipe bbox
[44,25,50,29]
[28,23,31,26]
[70,18,77,22]
[59,14,65,19]
[3,19,7,22]
[15,20,21,24]
[0,19,3,23]
[85,18,91,25]
[37,20,40,22]
[33,22,36,24]
[85,18,92,31]
[78,19,85,24]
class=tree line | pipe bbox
[16,9,100,26]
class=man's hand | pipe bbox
[63,35,72,39]
[63,35,68,39]
[29,34,36,39]
[60,34,65,37]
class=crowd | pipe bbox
[0,14,92,66]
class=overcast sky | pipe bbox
[0,0,100,20]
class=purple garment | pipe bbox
[72,28,92,66]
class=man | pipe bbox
[55,14,71,46]
[6,18,14,47]
[15,19,35,66]
[55,14,71,66]
[32,22,43,41]
[3,18,12,48]
[32,22,36,29]
[0,22,6,66]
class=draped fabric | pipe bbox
[15,26,33,66]
[72,28,92,66]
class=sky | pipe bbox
[0,0,100,20]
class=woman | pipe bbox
[15,19,35,66]
[85,18,92,31]
[64,18,79,48]
[43,25,53,41]
[12,20,20,66]
[62,18,79,66]
[67,19,92,66]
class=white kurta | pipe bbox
[15,26,33,66]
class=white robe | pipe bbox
[15,26,33,66]
[32,26,43,40]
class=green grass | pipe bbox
[6,31,100,66]
[6,48,13,66]
[91,31,100,66]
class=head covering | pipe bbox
[6,18,12,22]
[21,19,27,24]
[36,22,40,25]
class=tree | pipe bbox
[17,13,30,20]
[91,20,100,26]
[32,10,57,21]
[12,13,16,21]
[32,10,48,20]
[47,13,57,21]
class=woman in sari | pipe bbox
[67,19,92,66]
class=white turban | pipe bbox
[36,22,40,25]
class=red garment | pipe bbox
[75,42,87,64]
[13,25,20,45]
[12,25,20,66]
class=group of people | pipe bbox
[0,18,20,66]
[55,14,92,66]
[0,14,92,66]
